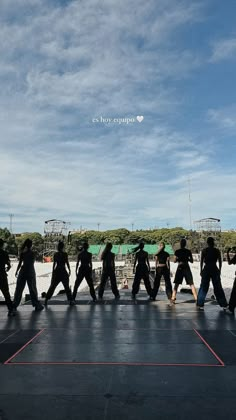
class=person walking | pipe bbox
[0,239,14,316]
[44,241,74,306]
[131,243,152,299]
[98,243,120,300]
[72,243,96,302]
[152,242,173,305]
[196,237,228,311]
[171,239,197,303]
[13,239,44,311]
[225,247,236,314]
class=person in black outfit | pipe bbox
[197,237,228,310]
[171,239,197,302]
[44,241,74,306]
[153,242,173,304]
[131,242,152,299]
[0,239,14,316]
[72,243,96,302]
[225,247,236,314]
[13,239,44,311]
[98,242,120,300]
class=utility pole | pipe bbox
[97,223,100,231]
[9,214,14,234]
[131,223,134,232]
[188,177,192,230]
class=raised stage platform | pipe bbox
[0,289,236,419]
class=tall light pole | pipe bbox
[97,223,100,231]
[131,222,134,232]
[9,214,14,234]
[188,177,192,230]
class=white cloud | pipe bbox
[210,37,236,62]
[1,0,235,231]
[208,107,236,130]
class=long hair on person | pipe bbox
[180,238,187,249]
[101,242,112,260]
[131,242,145,253]
[155,242,165,255]
[82,242,89,251]
[57,240,64,252]
[207,237,215,247]
[21,238,33,251]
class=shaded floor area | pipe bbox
[0,289,236,419]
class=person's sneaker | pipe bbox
[35,304,44,311]
[8,310,15,317]
[197,305,204,311]
[115,295,120,300]
[44,299,48,307]
[131,294,136,300]
[92,297,97,302]
[168,300,174,307]
[69,300,76,306]
[223,307,234,315]
[98,296,103,300]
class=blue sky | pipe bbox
[0,0,236,233]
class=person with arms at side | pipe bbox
[98,242,120,300]
[225,247,236,315]
[152,242,173,305]
[171,239,197,303]
[44,241,74,306]
[0,239,15,316]
[131,242,152,300]
[197,237,228,311]
[13,239,44,311]
[72,243,96,302]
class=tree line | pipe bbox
[1,227,236,260]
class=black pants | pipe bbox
[228,274,236,312]
[98,269,119,298]
[197,267,227,308]
[13,268,40,308]
[72,266,96,300]
[132,265,152,296]
[0,272,13,311]
[45,269,72,301]
[153,266,173,299]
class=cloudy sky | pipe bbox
[0,0,236,233]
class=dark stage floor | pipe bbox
[0,289,236,419]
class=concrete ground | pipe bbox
[0,288,236,420]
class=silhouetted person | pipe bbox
[197,237,228,310]
[225,247,236,314]
[0,239,14,316]
[45,241,74,306]
[171,239,197,302]
[13,239,44,311]
[153,242,173,304]
[98,243,120,300]
[72,243,96,302]
[131,243,152,299]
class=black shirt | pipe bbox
[20,250,35,270]
[136,250,148,265]
[202,247,221,266]
[175,248,192,268]
[78,250,92,267]
[102,251,115,271]
[155,250,169,265]
[0,249,10,272]
[54,251,68,269]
